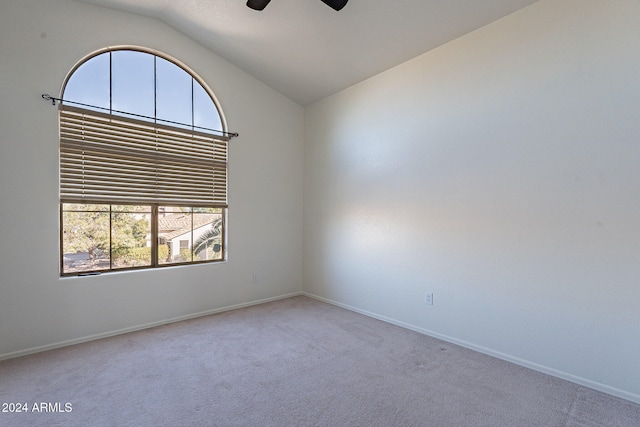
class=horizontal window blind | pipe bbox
[59,105,228,206]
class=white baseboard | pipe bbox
[0,292,303,362]
[302,292,640,405]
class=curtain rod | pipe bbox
[41,94,239,138]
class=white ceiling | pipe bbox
[76,0,540,106]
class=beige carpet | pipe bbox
[1,296,638,426]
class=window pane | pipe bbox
[63,52,110,112]
[112,50,154,120]
[194,82,222,132]
[111,206,152,269]
[156,207,223,264]
[156,57,192,129]
[192,207,222,214]
[111,205,151,213]
[62,206,110,274]
[62,203,109,212]
[158,207,193,265]
[193,210,223,261]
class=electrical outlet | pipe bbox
[424,292,433,305]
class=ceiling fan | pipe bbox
[247,0,349,11]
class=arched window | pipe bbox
[59,48,231,276]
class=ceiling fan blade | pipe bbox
[247,0,272,11]
[320,0,349,11]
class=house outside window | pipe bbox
[59,47,230,276]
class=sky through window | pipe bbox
[63,49,223,133]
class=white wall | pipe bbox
[304,0,640,402]
[0,0,303,357]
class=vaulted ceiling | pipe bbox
[76,0,540,106]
